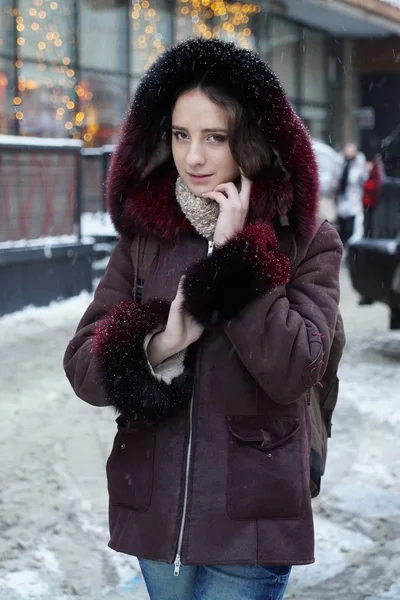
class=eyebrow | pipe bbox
[172,125,228,134]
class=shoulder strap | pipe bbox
[131,233,161,301]
[131,236,141,304]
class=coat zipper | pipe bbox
[173,392,194,576]
[173,238,214,577]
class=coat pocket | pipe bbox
[106,417,156,512]
[226,415,304,520]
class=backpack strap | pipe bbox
[131,233,160,302]
[132,235,141,304]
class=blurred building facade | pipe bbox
[0,0,399,153]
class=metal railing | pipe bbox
[0,136,83,244]
[81,145,115,215]
[0,136,118,245]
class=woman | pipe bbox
[362,154,384,239]
[336,142,368,245]
[64,38,343,600]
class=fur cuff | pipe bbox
[182,223,290,327]
[94,300,193,423]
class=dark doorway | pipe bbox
[361,74,400,160]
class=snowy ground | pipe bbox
[0,265,399,600]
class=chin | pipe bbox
[184,179,215,196]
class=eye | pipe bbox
[173,131,188,141]
[208,134,227,143]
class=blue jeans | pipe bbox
[138,559,291,600]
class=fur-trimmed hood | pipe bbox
[106,37,319,242]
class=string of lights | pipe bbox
[1,0,260,144]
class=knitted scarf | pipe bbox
[175,177,219,240]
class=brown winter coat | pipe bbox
[64,38,343,568]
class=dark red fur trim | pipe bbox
[182,223,290,327]
[94,299,193,423]
[94,299,169,352]
[108,163,193,242]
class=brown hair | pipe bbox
[172,81,272,180]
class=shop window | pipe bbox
[17,0,76,65]
[0,57,16,134]
[130,0,172,76]
[79,0,128,72]
[266,17,299,100]
[0,1,15,57]
[78,72,127,146]
[301,29,327,103]
[17,62,77,138]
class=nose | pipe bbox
[186,141,206,169]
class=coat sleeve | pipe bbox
[223,222,342,404]
[182,221,342,404]
[63,236,193,423]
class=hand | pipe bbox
[147,278,204,367]
[201,173,252,246]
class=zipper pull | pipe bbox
[207,240,214,256]
[306,389,311,405]
[174,554,181,577]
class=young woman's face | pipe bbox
[171,88,240,195]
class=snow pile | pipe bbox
[0,135,82,149]
[0,235,78,250]
[0,292,92,331]
[0,235,97,251]
[81,212,117,238]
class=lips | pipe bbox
[188,173,212,180]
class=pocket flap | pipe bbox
[227,415,300,450]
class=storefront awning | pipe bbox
[282,0,400,37]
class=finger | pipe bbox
[213,182,239,198]
[201,190,230,206]
[208,184,242,210]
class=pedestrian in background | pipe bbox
[335,142,368,245]
[64,38,343,600]
[362,154,385,238]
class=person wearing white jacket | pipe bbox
[335,142,368,244]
